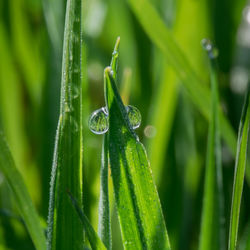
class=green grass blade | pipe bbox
[0,131,46,250]
[97,38,120,250]
[127,0,237,155]
[47,0,84,249]
[98,135,111,250]
[68,192,107,250]
[199,41,225,250]
[228,88,250,250]
[104,65,171,249]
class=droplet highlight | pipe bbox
[126,105,141,129]
[201,38,219,59]
[88,107,109,134]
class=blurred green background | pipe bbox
[0,0,250,249]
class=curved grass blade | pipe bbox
[199,41,225,250]
[104,66,171,249]
[228,88,250,250]
[67,192,107,250]
[0,131,47,250]
[127,0,237,155]
[47,0,84,249]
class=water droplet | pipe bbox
[201,38,219,59]
[88,107,109,134]
[64,102,71,113]
[126,105,141,129]
[70,117,79,133]
[72,86,79,99]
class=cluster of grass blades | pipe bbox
[1,0,250,249]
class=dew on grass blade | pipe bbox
[89,105,141,134]
[89,107,109,134]
[126,105,141,129]
[201,38,219,59]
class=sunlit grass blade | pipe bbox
[199,40,225,250]
[47,0,84,249]
[127,0,237,155]
[67,192,107,250]
[104,65,171,249]
[0,131,47,250]
[228,87,250,250]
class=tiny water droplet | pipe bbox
[126,105,141,129]
[70,117,79,133]
[201,38,218,59]
[65,102,71,113]
[72,86,79,99]
[88,107,109,134]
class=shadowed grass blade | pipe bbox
[127,0,237,155]
[104,65,171,249]
[98,135,111,250]
[68,192,107,250]
[47,0,84,249]
[228,88,250,250]
[0,131,46,250]
[199,41,225,250]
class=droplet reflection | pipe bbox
[88,107,109,134]
[126,105,141,129]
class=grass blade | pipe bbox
[68,192,107,250]
[0,131,46,250]
[104,63,171,249]
[98,135,111,250]
[47,0,84,249]
[199,41,225,250]
[97,38,120,250]
[228,88,250,250]
[127,0,237,155]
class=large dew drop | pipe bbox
[126,105,141,129]
[88,107,109,134]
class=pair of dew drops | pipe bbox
[89,38,216,135]
[89,105,141,134]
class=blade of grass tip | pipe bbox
[98,135,111,250]
[67,191,107,250]
[47,0,84,249]
[0,131,47,250]
[228,87,250,250]
[126,0,237,156]
[104,64,171,249]
[199,40,225,250]
[97,38,120,250]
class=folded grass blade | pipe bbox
[127,0,237,155]
[228,88,250,250]
[199,41,225,250]
[47,0,84,249]
[97,38,120,250]
[0,131,47,250]
[67,192,107,250]
[104,63,171,249]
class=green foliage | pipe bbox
[228,89,250,250]
[47,0,84,249]
[68,191,106,250]
[199,42,225,250]
[0,0,250,249]
[104,56,171,248]
[0,132,46,250]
